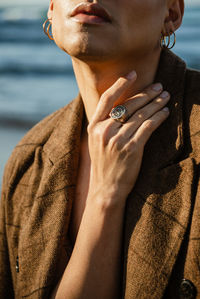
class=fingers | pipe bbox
[91,71,137,124]
[131,107,170,147]
[119,90,170,139]
[124,82,163,114]
[89,74,170,156]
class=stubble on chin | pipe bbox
[61,34,120,63]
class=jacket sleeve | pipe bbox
[0,180,15,298]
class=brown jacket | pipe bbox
[0,49,200,299]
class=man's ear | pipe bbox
[47,0,54,19]
[163,0,184,33]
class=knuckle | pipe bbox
[126,140,140,154]
[135,109,147,120]
[87,123,93,133]
[127,139,137,151]
[89,120,116,144]
[142,119,155,131]
[139,92,149,102]
[110,135,124,149]
[100,93,110,103]
[90,125,102,139]
[95,126,101,138]
[153,97,164,106]
[97,125,111,142]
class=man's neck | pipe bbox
[71,49,161,123]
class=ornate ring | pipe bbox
[110,105,128,123]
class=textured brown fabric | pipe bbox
[0,48,200,299]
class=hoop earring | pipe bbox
[161,33,170,48]
[43,19,54,41]
[160,31,176,49]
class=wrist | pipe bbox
[87,185,127,212]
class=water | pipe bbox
[0,6,79,125]
[0,2,200,185]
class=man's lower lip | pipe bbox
[72,13,108,24]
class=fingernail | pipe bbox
[163,107,169,112]
[126,71,137,80]
[161,91,169,98]
[152,83,162,91]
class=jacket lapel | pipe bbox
[18,96,84,297]
[122,49,195,298]
[123,157,195,299]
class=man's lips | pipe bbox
[70,3,111,23]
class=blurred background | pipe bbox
[0,0,200,186]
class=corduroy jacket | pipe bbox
[0,49,200,299]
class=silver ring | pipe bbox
[110,105,128,123]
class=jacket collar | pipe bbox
[43,48,186,169]
[43,94,84,166]
[143,48,186,170]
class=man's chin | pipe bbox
[62,45,118,63]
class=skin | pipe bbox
[47,0,184,298]
[48,0,184,213]
[48,0,184,119]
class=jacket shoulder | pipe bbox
[184,68,200,162]
[2,100,74,189]
[184,68,200,122]
[185,68,200,99]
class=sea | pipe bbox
[0,1,200,184]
